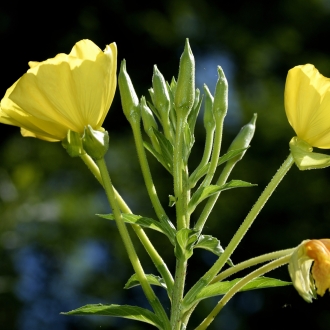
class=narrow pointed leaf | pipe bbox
[188,180,256,214]
[144,140,172,173]
[183,121,195,164]
[62,304,163,328]
[194,235,233,266]
[188,148,248,188]
[152,129,174,173]
[195,277,291,302]
[147,100,161,122]
[125,274,167,290]
[98,213,176,244]
[174,228,199,260]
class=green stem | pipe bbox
[189,127,215,189]
[170,259,187,329]
[182,248,294,325]
[80,153,103,185]
[173,115,186,230]
[130,121,175,236]
[211,248,294,283]
[201,113,224,188]
[170,115,190,330]
[96,158,170,330]
[80,154,174,296]
[183,154,294,310]
[194,159,235,232]
[195,255,291,330]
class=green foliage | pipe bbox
[98,213,176,244]
[174,228,199,260]
[188,180,257,214]
[125,274,167,290]
[195,277,291,302]
[188,148,248,188]
[63,304,164,329]
[194,235,233,266]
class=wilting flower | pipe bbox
[288,239,330,302]
[285,64,330,149]
[0,39,117,141]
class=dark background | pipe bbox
[1,0,330,329]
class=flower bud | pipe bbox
[152,65,170,116]
[213,66,228,119]
[82,125,109,160]
[203,84,215,131]
[62,130,85,157]
[118,60,140,124]
[174,39,195,119]
[152,65,174,141]
[227,114,257,163]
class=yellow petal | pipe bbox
[0,39,117,141]
[285,64,330,148]
[305,240,330,296]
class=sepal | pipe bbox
[62,130,85,157]
[82,125,109,160]
[289,137,330,170]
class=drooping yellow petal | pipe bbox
[0,39,117,142]
[285,64,330,148]
[305,239,330,296]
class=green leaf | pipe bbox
[194,235,233,266]
[166,81,177,133]
[169,195,177,207]
[188,180,256,214]
[195,277,291,302]
[174,228,199,260]
[125,274,167,290]
[182,122,195,164]
[152,129,174,173]
[187,89,203,134]
[144,141,172,174]
[188,148,248,188]
[98,213,176,244]
[62,304,163,328]
[290,137,330,170]
[147,100,161,122]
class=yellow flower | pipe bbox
[0,39,117,141]
[288,239,330,302]
[285,64,330,148]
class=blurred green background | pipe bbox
[1,0,330,329]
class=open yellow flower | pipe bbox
[0,39,117,141]
[285,64,330,149]
[288,239,330,302]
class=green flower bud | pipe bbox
[227,114,257,163]
[118,60,140,123]
[203,84,215,131]
[152,65,174,141]
[82,125,109,160]
[152,65,170,116]
[174,39,195,118]
[213,66,228,119]
[62,130,85,157]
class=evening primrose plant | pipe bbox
[1,39,330,329]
